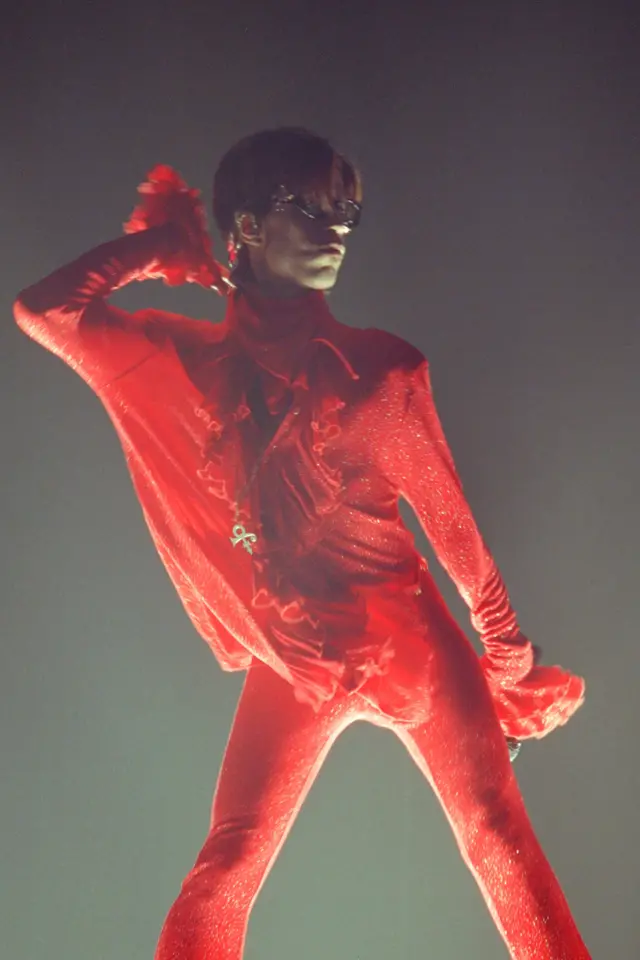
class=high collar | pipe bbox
[224,286,359,385]
[230,286,327,338]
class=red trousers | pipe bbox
[154,585,590,959]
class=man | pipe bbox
[14,127,589,959]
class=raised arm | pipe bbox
[14,226,183,390]
[14,165,229,391]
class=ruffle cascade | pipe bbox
[480,641,586,740]
[191,320,397,710]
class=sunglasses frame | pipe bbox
[270,184,362,230]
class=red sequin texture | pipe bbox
[14,228,585,738]
[15,230,591,958]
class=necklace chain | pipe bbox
[229,449,269,555]
[229,394,297,556]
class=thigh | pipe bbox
[383,583,518,814]
[210,658,359,832]
[358,573,513,772]
[356,575,479,724]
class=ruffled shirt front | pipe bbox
[14,228,586,738]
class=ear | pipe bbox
[235,211,263,249]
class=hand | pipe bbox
[506,737,522,763]
[124,165,230,293]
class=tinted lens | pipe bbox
[296,196,361,228]
[336,199,361,228]
[272,188,362,229]
[297,198,325,220]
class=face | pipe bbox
[237,197,354,298]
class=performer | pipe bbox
[14,128,589,959]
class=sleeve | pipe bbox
[13,225,181,391]
[382,354,585,739]
[387,356,528,661]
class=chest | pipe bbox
[241,375,380,485]
[178,341,396,516]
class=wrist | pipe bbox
[481,632,534,687]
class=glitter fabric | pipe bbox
[15,228,590,959]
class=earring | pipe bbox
[227,234,241,269]
[228,213,258,270]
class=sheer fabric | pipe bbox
[14,228,584,736]
[14,228,591,957]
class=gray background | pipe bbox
[2,1,638,957]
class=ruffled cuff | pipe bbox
[481,630,536,686]
[481,657,586,740]
[124,164,230,294]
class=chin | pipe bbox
[306,278,338,292]
[303,266,341,292]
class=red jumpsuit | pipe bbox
[14,224,589,959]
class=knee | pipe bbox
[174,815,268,913]
[193,814,263,875]
[156,817,263,958]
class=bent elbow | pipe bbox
[13,291,47,341]
[13,283,83,353]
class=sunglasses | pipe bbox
[270,184,362,230]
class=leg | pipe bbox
[154,659,357,960]
[387,588,590,959]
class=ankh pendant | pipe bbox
[230,522,258,555]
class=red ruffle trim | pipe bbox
[482,659,586,740]
[265,611,397,712]
[123,164,230,295]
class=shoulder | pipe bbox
[364,326,425,374]
[328,320,427,384]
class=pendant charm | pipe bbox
[230,523,258,554]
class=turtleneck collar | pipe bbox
[230,285,328,336]
[225,286,340,384]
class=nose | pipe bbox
[324,223,350,246]
[310,219,350,248]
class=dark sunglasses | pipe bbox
[271,184,362,230]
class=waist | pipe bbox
[252,551,426,637]
[255,534,422,599]
[249,558,433,709]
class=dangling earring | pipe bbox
[227,234,241,270]
[228,212,253,270]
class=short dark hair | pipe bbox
[212,127,362,242]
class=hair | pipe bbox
[212,127,362,243]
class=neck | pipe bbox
[240,285,321,329]
[228,284,328,352]
[243,277,313,301]
[234,254,317,301]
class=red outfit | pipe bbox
[15,223,589,958]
